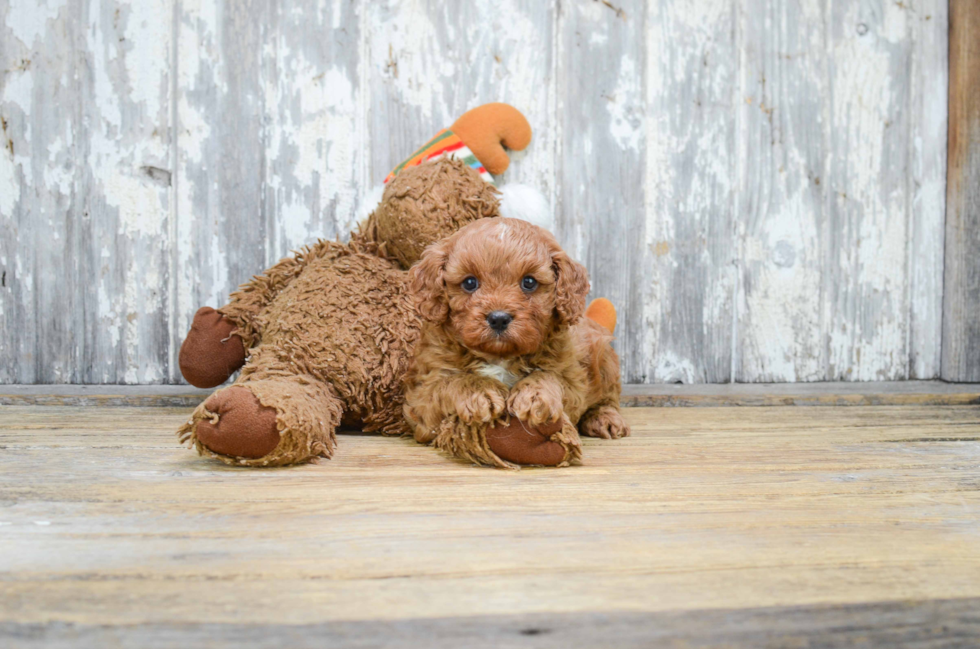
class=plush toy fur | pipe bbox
[176,104,619,469]
[364,157,500,269]
[177,158,497,466]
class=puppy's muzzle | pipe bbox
[486,311,513,334]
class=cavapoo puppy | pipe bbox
[404,217,630,468]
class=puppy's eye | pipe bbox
[521,276,538,292]
[461,276,480,293]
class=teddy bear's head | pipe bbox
[369,157,501,269]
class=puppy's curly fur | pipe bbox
[404,218,630,466]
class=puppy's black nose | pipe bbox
[486,311,513,333]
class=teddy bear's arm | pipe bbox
[216,251,317,347]
[181,245,326,388]
[179,251,315,388]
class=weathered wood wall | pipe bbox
[0,0,950,385]
[943,0,980,383]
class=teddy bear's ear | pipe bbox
[552,248,591,326]
[410,241,451,323]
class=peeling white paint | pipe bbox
[608,55,641,152]
[2,63,34,113]
[0,0,950,385]
[120,1,173,111]
[0,147,18,217]
[825,3,909,381]
[369,1,448,120]
[653,351,698,385]
[4,0,67,46]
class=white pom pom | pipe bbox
[498,183,554,233]
[356,183,386,224]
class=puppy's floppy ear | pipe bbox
[552,249,590,325]
[410,239,451,323]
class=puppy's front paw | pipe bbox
[580,405,631,439]
[507,380,563,426]
[456,387,507,424]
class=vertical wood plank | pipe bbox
[0,0,46,383]
[823,1,917,381]
[173,0,273,382]
[557,0,649,382]
[641,0,737,383]
[364,0,556,199]
[907,0,947,379]
[737,0,945,382]
[735,0,828,382]
[0,1,77,383]
[262,0,363,258]
[942,0,980,382]
[77,0,175,383]
[172,0,362,382]
[0,0,174,384]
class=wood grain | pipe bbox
[173,0,279,379]
[642,0,737,383]
[908,0,949,380]
[0,2,175,384]
[736,0,827,382]
[365,0,557,197]
[171,0,364,383]
[0,1,953,384]
[4,598,980,648]
[943,0,980,382]
[1,403,979,646]
[823,2,914,381]
[2,381,977,408]
[737,1,948,382]
[557,0,646,383]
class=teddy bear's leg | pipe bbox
[178,307,247,388]
[192,386,280,459]
[431,414,582,469]
[178,373,343,467]
[486,413,583,468]
[485,418,569,467]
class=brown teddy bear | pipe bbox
[177,104,589,468]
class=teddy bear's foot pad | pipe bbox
[179,307,247,388]
[196,387,280,459]
[485,418,567,466]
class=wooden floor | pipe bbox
[1,404,979,647]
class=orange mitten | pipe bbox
[385,103,531,184]
[450,103,531,176]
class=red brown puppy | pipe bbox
[404,218,630,468]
